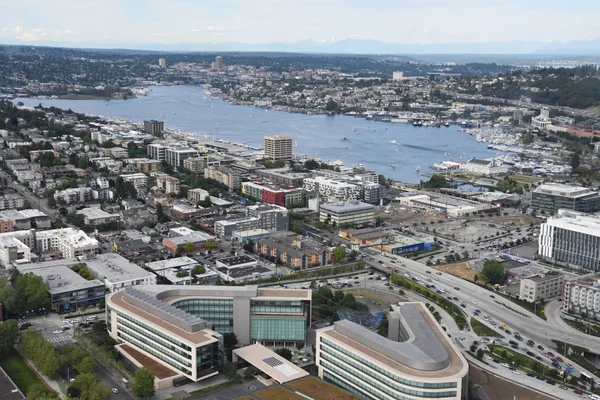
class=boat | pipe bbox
[389,140,397,144]
[444,122,450,127]
[416,166,421,171]
[391,163,397,168]
[342,136,347,141]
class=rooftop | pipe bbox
[217,255,256,267]
[0,367,25,400]
[85,253,154,284]
[545,209,600,237]
[534,183,595,198]
[165,233,215,245]
[145,256,197,272]
[16,262,104,295]
[320,201,374,214]
[319,302,467,378]
[77,207,120,220]
[233,344,309,384]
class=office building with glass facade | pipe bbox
[539,209,600,271]
[531,183,600,214]
[106,285,311,387]
[315,302,469,400]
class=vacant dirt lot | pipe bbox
[486,215,541,227]
[433,261,478,282]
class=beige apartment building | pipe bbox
[264,135,293,161]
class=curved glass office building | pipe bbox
[316,302,469,400]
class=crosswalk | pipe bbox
[47,335,72,343]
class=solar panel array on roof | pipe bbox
[124,287,208,333]
[262,357,297,377]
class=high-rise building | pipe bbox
[215,56,223,70]
[143,120,165,137]
[539,209,600,271]
[264,135,293,161]
[158,58,166,68]
[531,183,600,214]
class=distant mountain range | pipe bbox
[6,38,600,55]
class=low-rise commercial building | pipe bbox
[76,207,120,227]
[539,209,600,271]
[532,183,600,214]
[214,205,289,238]
[319,201,374,227]
[35,228,99,259]
[460,158,508,176]
[85,253,156,292]
[315,302,468,400]
[162,232,216,254]
[124,158,161,173]
[156,176,180,194]
[183,157,208,173]
[203,166,241,190]
[17,260,106,313]
[519,271,564,303]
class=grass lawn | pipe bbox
[254,386,306,400]
[234,396,255,400]
[287,377,360,400]
[0,349,44,394]
[470,318,504,338]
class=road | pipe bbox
[0,169,56,217]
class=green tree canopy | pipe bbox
[481,260,507,285]
[332,247,346,264]
[0,271,51,314]
[132,368,155,400]
[274,348,292,361]
[0,319,20,355]
[72,373,111,400]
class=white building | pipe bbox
[319,201,374,227]
[35,228,99,259]
[539,209,600,271]
[54,188,93,204]
[96,177,110,189]
[76,207,121,227]
[519,271,564,303]
[564,278,600,320]
[85,253,156,292]
[121,173,149,192]
[0,236,31,267]
[303,176,360,201]
[315,302,468,400]
[460,158,509,176]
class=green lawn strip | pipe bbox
[391,272,468,330]
[552,341,600,375]
[0,349,45,394]
[470,318,504,338]
[486,345,556,379]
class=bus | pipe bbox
[580,371,591,383]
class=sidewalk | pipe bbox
[19,351,66,399]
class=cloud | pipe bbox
[206,25,227,32]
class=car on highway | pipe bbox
[537,345,544,351]
[472,300,477,304]
[53,330,63,334]
[504,329,511,335]
[511,369,521,375]
[556,356,564,363]
[426,270,431,274]
[526,372,535,377]
[501,363,510,368]
[547,351,554,357]
[460,303,466,308]
[546,379,555,385]
[453,287,460,290]
[573,388,583,395]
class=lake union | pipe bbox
[18,85,497,183]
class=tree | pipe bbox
[243,367,255,381]
[547,368,560,379]
[223,332,238,349]
[132,368,155,400]
[156,203,166,223]
[332,247,346,264]
[204,241,218,249]
[191,265,206,275]
[571,150,581,170]
[75,356,94,375]
[26,383,60,400]
[463,251,469,259]
[474,275,479,284]
[476,349,484,360]
[348,250,358,261]
[183,241,194,253]
[274,348,292,361]
[0,319,19,355]
[0,272,50,315]
[72,373,111,400]
[568,375,579,386]
[481,260,507,285]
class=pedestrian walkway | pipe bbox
[20,352,66,399]
[19,317,46,325]
[47,334,73,343]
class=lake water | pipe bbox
[16,85,498,183]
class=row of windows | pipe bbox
[320,338,457,390]
[117,317,191,361]
[321,353,457,399]
[117,331,191,376]
[115,310,191,351]
[118,325,192,368]
[250,300,303,314]
[172,299,234,334]
[250,317,306,341]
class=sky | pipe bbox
[1,0,600,47]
